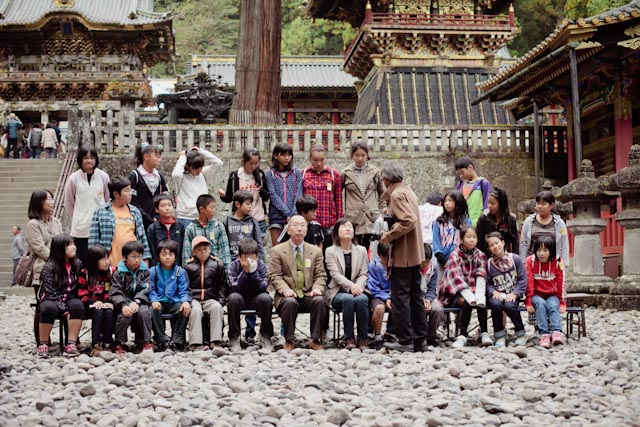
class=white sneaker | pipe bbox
[229,338,241,352]
[261,335,273,351]
[495,337,506,348]
[515,335,527,346]
[480,332,493,347]
[451,335,467,348]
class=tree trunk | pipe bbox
[229,0,282,125]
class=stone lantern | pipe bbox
[608,145,640,297]
[559,159,619,293]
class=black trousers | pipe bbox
[151,302,189,346]
[390,265,428,344]
[278,295,326,342]
[452,295,488,336]
[227,292,274,340]
[74,237,89,268]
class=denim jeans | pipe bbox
[531,295,561,335]
[331,291,369,341]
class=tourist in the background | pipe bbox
[10,225,25,286]
[25,190,63,288]
[4,113,22,159]
[42,123,58,159]
[173,146,223,229]
[64,145,110,265]
[17,125,28,158]
[477,187,519,257]
[128,143,168,230]
[27,123,43,159]
[342,141,386,249]
[302,144,343,248]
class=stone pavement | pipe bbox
[0,294,638,427]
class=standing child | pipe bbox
[149,240,191,351]
[218,147,269,236]
[78,244,115,356]
[477,187,519,257]
[128,143,168,231]
[182,194,230,267]
[278,195,323,247]
[173,146,223,229]
[146,194,185,267]
[36,235,83,358]
[224,190,265,261]
[265,142,303,247]
[185,236,228,350]
[525,236,566,348]
[485,232,527,347]
[438,227,492,348]
[11,225,25,286]
[109,241,154,355]
[454,156,492,227]
[432,190,471,275]
[420,243,444,346]
[367,242,392,351]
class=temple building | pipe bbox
[305,0,519,125]
[0,0,173,147]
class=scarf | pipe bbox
[490,252,515,273]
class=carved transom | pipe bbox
[440,0,475,15]
[395,0,430,14]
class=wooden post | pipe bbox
[569,48,583,174]
[533,100,540,194]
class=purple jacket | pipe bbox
[227,258,269,299]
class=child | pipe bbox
[88,176,152,269]
[184,236,228,350]
[525,236,566,348]
[419,192,444,246]
[146,194,185,267]
[173,146,223,229]
[78,244,115,356]
[224,190,265,261]
[218,147,270,236]
[109,241,154,355]
[265,142,303,247]
[11,225,25,286]
[226,238,274,352]
[36,235,84,358]
[438,227,491,348]
[485,232,527,347]
[182,194,231,267]
[455,156,492,227]
[278,195,323,247]
[128,143,168,231]
[149,240,192,351]
[367,241,392,351]
[432,190,471,275]
[477,187,519,257]
[420,243,444,346]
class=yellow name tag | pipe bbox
[209,232,215,241]
[305,259,311,268]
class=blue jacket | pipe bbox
[367,258,391,301]
[432,217,472,261]
[149,265,191,304]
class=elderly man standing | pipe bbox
[379,161,428,352]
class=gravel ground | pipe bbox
[0,294,639,427]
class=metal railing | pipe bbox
[52,151,77,220]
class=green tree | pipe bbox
[509,0,567,56]
[565,0,628,19]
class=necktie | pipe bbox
[295,247,305,298]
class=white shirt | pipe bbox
[136,165,161,195]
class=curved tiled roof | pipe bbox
[0,0,171,27]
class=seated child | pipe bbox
[367,241,393,351]
[149,240,192,351]
[525,235,566,348]
[109,241,154,355]
[420,243,444,346]
[226,238,273,352]
[184,235,228,350]
[438,227,491,348]
[485,231,527,347]
[78,244,115,356]
[146,194,185,267]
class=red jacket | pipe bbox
[525,255,566,309]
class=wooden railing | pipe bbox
[53,151,77,220]
[370,12,512,28]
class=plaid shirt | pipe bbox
[302,166,343,228]
[88,202,151,260]
[438,247,487,306]
[182,219,231,267]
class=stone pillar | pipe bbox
[67,101,79,149]
[167,106,178,124]
[120,100,136,152]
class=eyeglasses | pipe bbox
[127,254,143,260]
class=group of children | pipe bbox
[35,146,570,357]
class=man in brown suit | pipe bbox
[379,161,428,352]
[269,215,327,351]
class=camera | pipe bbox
[370,215,396,241]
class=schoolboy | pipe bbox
[146,194,185,267]
[227,238,273,352]
[224,190,265,261]
[89,176,151,268]
[149,240,192,351]
[277,195,323,247]
[182,194,231,267]
[420,243,444,346]
[454,156,492,227]
[368,241,393,351]
[109,241,154,355]
[184,235,228,350]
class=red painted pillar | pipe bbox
[567,137,576,181]
[615,119,633,171]
[287,102,294,125]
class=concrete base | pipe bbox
[566,276,612,294]
[600,294,640,311]
[610,275,640,295]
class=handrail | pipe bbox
[53,151,77,220]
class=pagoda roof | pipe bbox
[187,55,358,91]
[0,0,172,30]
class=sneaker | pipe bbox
[384,341,414,352]
[324,328,333,343]
[344,338,356,350]
[142,343,155,353]
[495,337,506,348]
[357,339,368,350]
[551,331,564,346]
[480,332,493,347]
[114,345,126,357]
[89,346,102,357]
[451,335,467,348]
[515,335,527,346]
[260,335,273,351]
[244,336,255,345]
[374,339,384,351]
[37,344,49,359]
[229,338,241,352]
[539,334,551,349]
[64,343,79,357]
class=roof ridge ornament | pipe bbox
[54,0,75,7]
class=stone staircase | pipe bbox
[0,159,65,285]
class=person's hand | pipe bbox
[129,301,139,314]
[424,299,431,312]
[379,232,391,244]
[104,303,113,310]
[93,301,105,309]
[239,255,250,273]
[282,288,296,298]
[310,289,323,297]
[385,299,392,311]
[178,150,186,157]
[560,305,567,314]
[151,301,161,311]
[121,305,133,317]
[505,293,518,303]
[180,302,191,317]
[350,286,362,296]
[218,189,226,198]
[492,291,502,301]
[526,306,535,313]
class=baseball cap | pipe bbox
[191,235,210,251]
